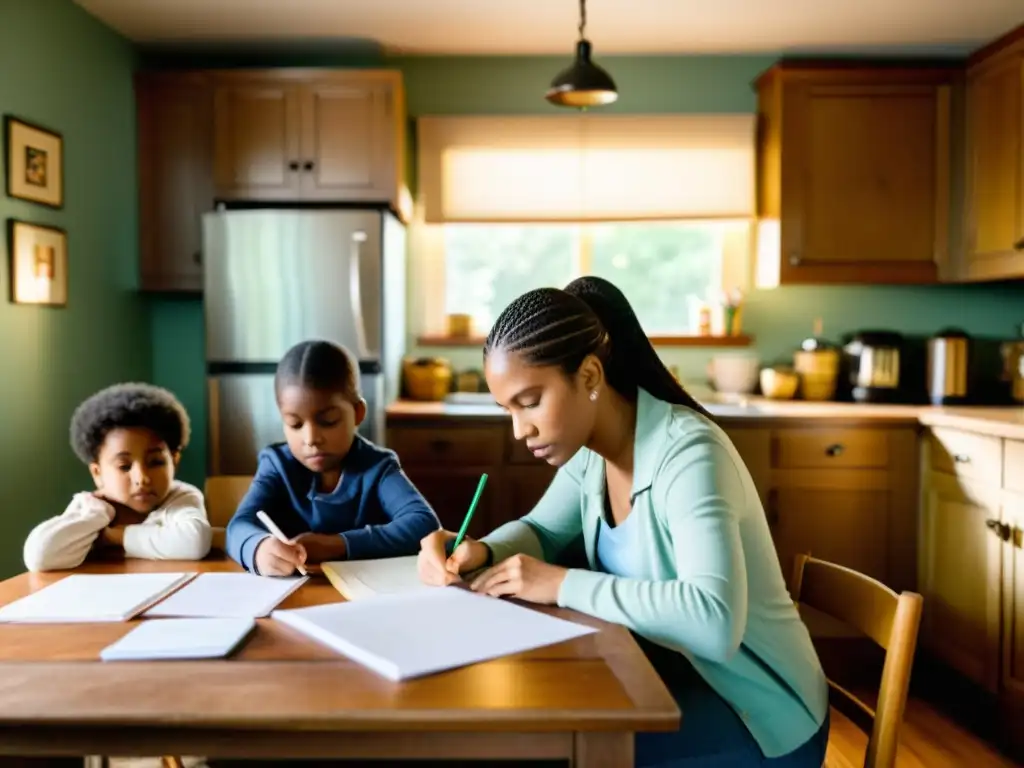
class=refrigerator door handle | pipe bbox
[349,230,370,359]
[207,377,222,476]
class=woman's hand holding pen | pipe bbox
[417,530,567,604]
[417,529,490,586]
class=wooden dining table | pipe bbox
[0,555,680,767]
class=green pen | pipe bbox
[451,473,488,554]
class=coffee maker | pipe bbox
[927,328,970,405]
[843,331,903,403]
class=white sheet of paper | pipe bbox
[0,573,196,623]
[143,572,307,619]
[321,556,420,600]
[272,585,598,681]
[100,617,256,661]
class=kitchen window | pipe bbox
[440,220,748,335]
[413,113,756,339]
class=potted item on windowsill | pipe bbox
[446,313,474,339]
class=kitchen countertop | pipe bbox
[386,396,1024,440]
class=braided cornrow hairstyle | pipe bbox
[484,277,712,418]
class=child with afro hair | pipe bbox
[23,382,212,571]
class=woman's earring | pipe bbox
[589,390,598,402]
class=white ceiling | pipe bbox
[73,0,1022,56]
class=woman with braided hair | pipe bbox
[418,276,829,767]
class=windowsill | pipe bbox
[416,334,754,348]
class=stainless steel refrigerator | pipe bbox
[202,205,406,477]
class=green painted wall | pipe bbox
[0,0,148,577]
[148,53,1024,480]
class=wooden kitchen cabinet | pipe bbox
[918,426,1024,754]
[212,69,409,215]
[763,425,919,593]
[919,468,1003,691]
[963,27,1024,280]
[1001,489,1024,753]
[135,71,214,292]
[134,67,410,293]
[754,61,954,285]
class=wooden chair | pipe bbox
[203,475,253,551]
[791,554,923,768]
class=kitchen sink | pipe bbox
[443,392,498,406]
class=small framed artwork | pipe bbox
[5,116,64,208]
[7,219,67,307]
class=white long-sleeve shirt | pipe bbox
[23,481,213,571]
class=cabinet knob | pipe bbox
[428,439,451,453]
[788,253,802,266]
[825,443,844,457]
[1014,237,1024,252]
[288,161,300,171]
[985,519,1011,541]
[953,453,971,464]
[192,251,202,266]
[303,161,315,171]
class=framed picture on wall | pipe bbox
[4,116,64,209]
[7,219,68,307]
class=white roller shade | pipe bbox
[417,114,756,223]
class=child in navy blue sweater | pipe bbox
[226,340,439,576]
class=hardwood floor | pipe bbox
[827,696,1021,768]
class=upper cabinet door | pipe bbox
[299,79,398,202]
[965,51,1024,280]
[213,80,303,200]
[755,63,953,286]
[136,72,214,292]
[785,83,947,281]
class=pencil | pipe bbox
[451,473,488,553]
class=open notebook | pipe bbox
[321,556,488,601]
[321,556,421,600]
[143,573,307,619]
[100,617,256,661]
[271,585,597,681]
[0,573,196,623]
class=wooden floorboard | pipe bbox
[827,695,1022,768]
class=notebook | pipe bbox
[271,585,597,680]
[0,572,196,623]
[321,556,420,600]
[143,572,307,619]
[99,617,256,661]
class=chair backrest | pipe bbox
[791,554,923,768]
[203,475,253,527]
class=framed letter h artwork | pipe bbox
[7,219,67,307]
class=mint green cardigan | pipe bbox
[481,388,829,758]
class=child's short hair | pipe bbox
[69,383,191,464]
[274,340,361,403]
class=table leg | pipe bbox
[573,732,634,768]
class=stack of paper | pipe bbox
[272,585,597,680]
[143,572,307,619]
[0,573,196,623]
[100,617,256,661]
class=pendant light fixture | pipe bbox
[545,0,618,108]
